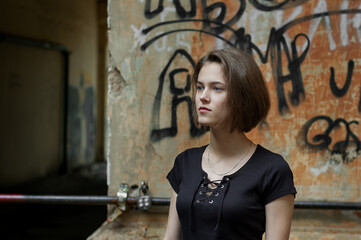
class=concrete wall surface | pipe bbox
[100,0,361,238]
[0,0,99,185]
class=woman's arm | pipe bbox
[265,194,294,240]
[163,189,181,240]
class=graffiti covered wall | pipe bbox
[103,0,361,238]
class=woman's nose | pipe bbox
[200,89,210,103]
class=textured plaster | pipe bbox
[98,0,361,238]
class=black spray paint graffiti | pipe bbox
[141,1,361,115]
[330,60,354,97]
[248,0,302,12]
[329,60,361,112]
[150,49,205,142]
[141,1,361,145]
[144,0,299,20]
[302,115,361,163]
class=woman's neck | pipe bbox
[209,126,251,159]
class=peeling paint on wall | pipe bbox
[108,66,126,101]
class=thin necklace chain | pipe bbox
[207,142,252,177]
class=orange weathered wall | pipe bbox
[96,0,361,239]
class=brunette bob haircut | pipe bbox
[191,48,270,133]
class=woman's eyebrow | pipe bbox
[197,80,225,85]
[211,81,225,85]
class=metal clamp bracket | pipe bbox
[117,183,129,211]
[137,181,152,211]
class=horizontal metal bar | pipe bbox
[0,194,118,205]
[0,195,360,210]
[295,201,361,210]
[127,197,171,206]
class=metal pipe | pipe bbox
[295,201,361,210]
[0,194,118,205]
[127,197,171,206]
[0,195,360,210]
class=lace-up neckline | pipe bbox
[191,175,231,231]
[188,145,258,233]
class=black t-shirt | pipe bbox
[167,145,297,240]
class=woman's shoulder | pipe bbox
[171,145,207,175]
[253,145,290,168]
[177,145,207,160]
[173,145,207,167]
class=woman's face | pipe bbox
[195,62,230,129]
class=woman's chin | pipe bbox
[198,121,211,127]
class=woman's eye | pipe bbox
[214,86,222,91]
[197,85,203,90]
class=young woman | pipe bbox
[164,48,296,240]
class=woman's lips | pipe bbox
[198,107,211,113]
